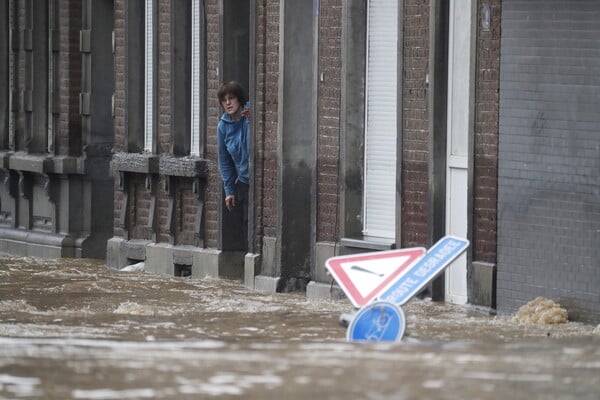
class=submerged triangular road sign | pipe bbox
[325,247,426,308]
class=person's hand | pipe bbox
[225,195,236,211]
[242,107,250,122]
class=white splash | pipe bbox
[120,262,145,272]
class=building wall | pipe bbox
[110,0,210,274]
[1,0,503,308]
[0,0,113,259]
[496,0,600,322]
[11,0,600,322]
[253,0,280,280]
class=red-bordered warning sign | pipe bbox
[325,247,426,308]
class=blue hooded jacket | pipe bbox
[217,112,249,196]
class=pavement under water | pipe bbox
[0,255,599,399]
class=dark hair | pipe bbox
[217,81,248,106]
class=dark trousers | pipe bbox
[236,181,249,251]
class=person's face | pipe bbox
[221,94,241,117]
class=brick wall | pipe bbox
[153,1,198,247]
[113,0,125,153]
[111,1,199,244]
[473,0,500,264]
[113,184,125,238]
[9,1,80,152]
[56,0,82,156]
[14,1,25,150]
[157,0,171,155]
[128,174,152,240]
[260,0,280,239]
[204,0,220,248]
[155,177,199,244]
[156,177,168,244]
[112,1,125,237]
[157,0,171,245]
[401,0,430,248]
[316,0,341,243]
[252,1,265,252]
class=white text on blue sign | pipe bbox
[379,236,469,305]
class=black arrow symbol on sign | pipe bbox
[350,265,384,277]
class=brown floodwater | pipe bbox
[0,254,599,399]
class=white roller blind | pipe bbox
[144,0,154,152]
[190,0,201,156]
[363,0,398,239]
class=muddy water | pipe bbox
[1,255,599,399]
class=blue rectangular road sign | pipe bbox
[378,236,469,306]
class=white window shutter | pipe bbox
[190,0,201,156]
[144,0,154,152]
[363,0,398,239]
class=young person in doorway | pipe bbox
[217,81,250,250]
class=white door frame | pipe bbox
[444,0,476,304]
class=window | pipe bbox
[171,0,206,157]
[48,0,59,154]
[144,0,155,152]
[190,0,204,156]
[28,0,49,154]
[124,1,144,152]
[172,0,192,156]
[363,0,398,239]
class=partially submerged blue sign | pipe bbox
[379,235,470,306]
[347,301,405,342]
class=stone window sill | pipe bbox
[0,151,84,175]
[111,152,208,178]
[340,236,396,251]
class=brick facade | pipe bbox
[473,0,501,264]
[56,0,82,156]
[113,0,126,153]
[111,0,207,258]
[260,1,280,240]
[1,0,113,258]
[402,0,430,248]
[204,0,220,249]
[316,0,342,243]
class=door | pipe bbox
[445,0,475,304]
